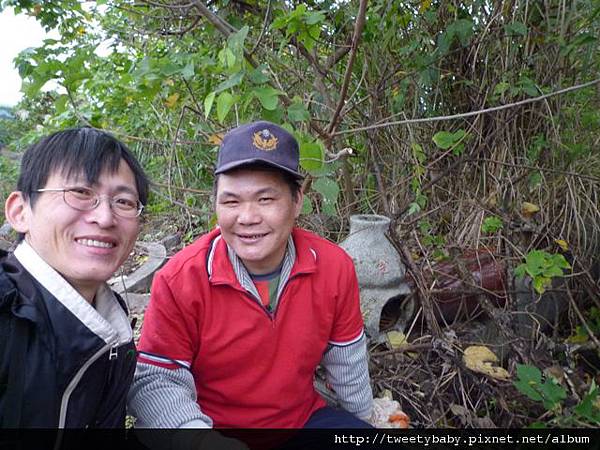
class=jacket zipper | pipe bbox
[57,343,112,428]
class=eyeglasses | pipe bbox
[35,187,144,218]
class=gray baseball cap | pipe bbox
[215,121,303,178]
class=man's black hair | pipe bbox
[18,127,149,207]
[212,163,303,206]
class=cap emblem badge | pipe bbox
[252,129,278,151]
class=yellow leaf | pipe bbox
[208,133,224,145]
[165,79,175,86]
[419,0,432,13]
[381,389,393,400]
[165,93,179,109]
[555,239,569,251]
[387,331,408,349]
[521,202,540,217]
[463,345,510,381]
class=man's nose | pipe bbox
[237,202,261,224]
[86,196,117,227]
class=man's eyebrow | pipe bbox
[218,187,281,199]
[217,190,240,199]
[66,178,139,197]
[254,187,280,196]
[113,185,139,196]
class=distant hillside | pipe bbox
[0,106,14,120]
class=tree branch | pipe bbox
[334,77,600,136]
[326,0,368,136]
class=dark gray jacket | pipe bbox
[0,247,136,428]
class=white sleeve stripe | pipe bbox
[328,328,365,347]
[138,351,191,369]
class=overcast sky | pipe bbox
[0,7,56,107]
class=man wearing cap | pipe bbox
[128,121,373,435]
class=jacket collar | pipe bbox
[13,241,132,345]
[207,228,317,291]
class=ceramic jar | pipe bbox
[340,214,411,341]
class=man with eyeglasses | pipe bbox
[0,127,149,429]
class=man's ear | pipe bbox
[293,190,304,219]
[5,192,30,234]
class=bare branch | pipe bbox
[334,77,600,136]
[326,0,368,136]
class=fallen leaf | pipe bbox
[208,133,224,145]
[164,93,180,109]
[463,345,510,380]
[521,201,540,218]
[555,239,569,251]
[381,389,394,400]
[387,331,409,349]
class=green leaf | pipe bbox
[299,140,323,171]
[516,364,542,383]
[481,216,503,234]
[271,15,288,31]
[54,94,70,114]
[514,364,543,402]
[313,177,339,216]
[305,11,325,25]
[248,64,270,84]
[204,91,216,119]
[216,92,235,123]
[538,378,567,410]
[528,171,542,190]
[288,100,310,122]
[227,25,249,55]
[514,264,526,279]
[181,62,195,80]
[253,87,281,110]
[448,19,473,45]
[411,143,426,164]
[159,61,181,76]
[22,77,48,97]
[525,250,547,276]
[215,71,245,93]
[132,56,154,79]
[549,253,571,269]
[432,130,466,150]
[493,81,510,96]
[533,276,550,294]
[505,22,528,36]
[574,382,600,423]
[301,196,313,214]
[218,47,236,68]
[407,202,421,216]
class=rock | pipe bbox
[110,241,167,294]
[160,233,181,251]
[122,293,150,315]
[0,240,11,252]
[0,222,13,238]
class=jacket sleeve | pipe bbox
[128,268,212,428]
[127,362,212,428]
[321,252,373,420]
[321,333,373,420]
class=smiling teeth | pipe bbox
[77,239,114,248]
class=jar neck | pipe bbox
[348,214,391,234]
